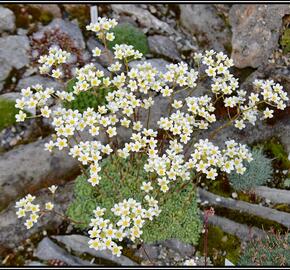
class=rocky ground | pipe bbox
[0,3,289,266]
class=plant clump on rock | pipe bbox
[13,15,288,259]
[228,148,273,192]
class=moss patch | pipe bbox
[197,224,241,266]
[0,98,20,131]
[280,28,290,54]
[108,23,149,55]
[261,138,290,169]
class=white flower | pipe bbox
[45,202,54,210]
[16,110,27,122]
[48,185,58,194]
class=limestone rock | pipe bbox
[34,237,94,265]
[179,4,231,51]
[229,4,290,68]
[0,6,15,33]
[52,234,137,266]
[32,18,85,49]
[0,137,79,210]
[148,35,181,61]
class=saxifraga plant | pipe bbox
[238,230,290,266]
[14,16,289,258]
[228,148,273,191]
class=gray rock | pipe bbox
[148,35,181,61]
[0,35,30,69]
[229,4,290,68]
[0,137,79,210]
[0,35,30,90]
[135,243,161,260]
[87,37,113,68]
[16,75,64,92]
[111,4,175,35]
[199,188,290,229]
[0,61,12,84]
[159,239,195,257]
[33,18,85,49]
[0,182,74,253]
[0,6,15,33]
[179,4,231,51]
[34,237,93,265]
[52,234,137,266]
[253,186,290,204]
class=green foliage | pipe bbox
[238,231,290,266]
[229,148,273,191]
[108,23,149,55]
[280,28,290,54]
[64,78,108,113]
[141,185,201,245]
[262,138,290,169]
[67,154,202,245]
[0,98,20,131]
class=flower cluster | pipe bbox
[86,17,118,41]
[15,193,54,229]
[113,44,143,61]
[88,197,160,256]
[38,46,71,77]
[15,194,40,229]
[15,84,55,122]
[72,64,108,94]
[188,139,253,180]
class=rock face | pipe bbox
[229,4,290,68]
[0,6,15,33]
[135,239,195,265]
[32,18,85,49]
[179,4,231,51]
[253,186,290,204]
[0,182,74,253]
[0,35,30,69]
[34,237,93,265]
[148,35,181,61]
[111,4,175,34]
[52,234,137,266]
[0,137,79,210]
[0,35,30,91]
